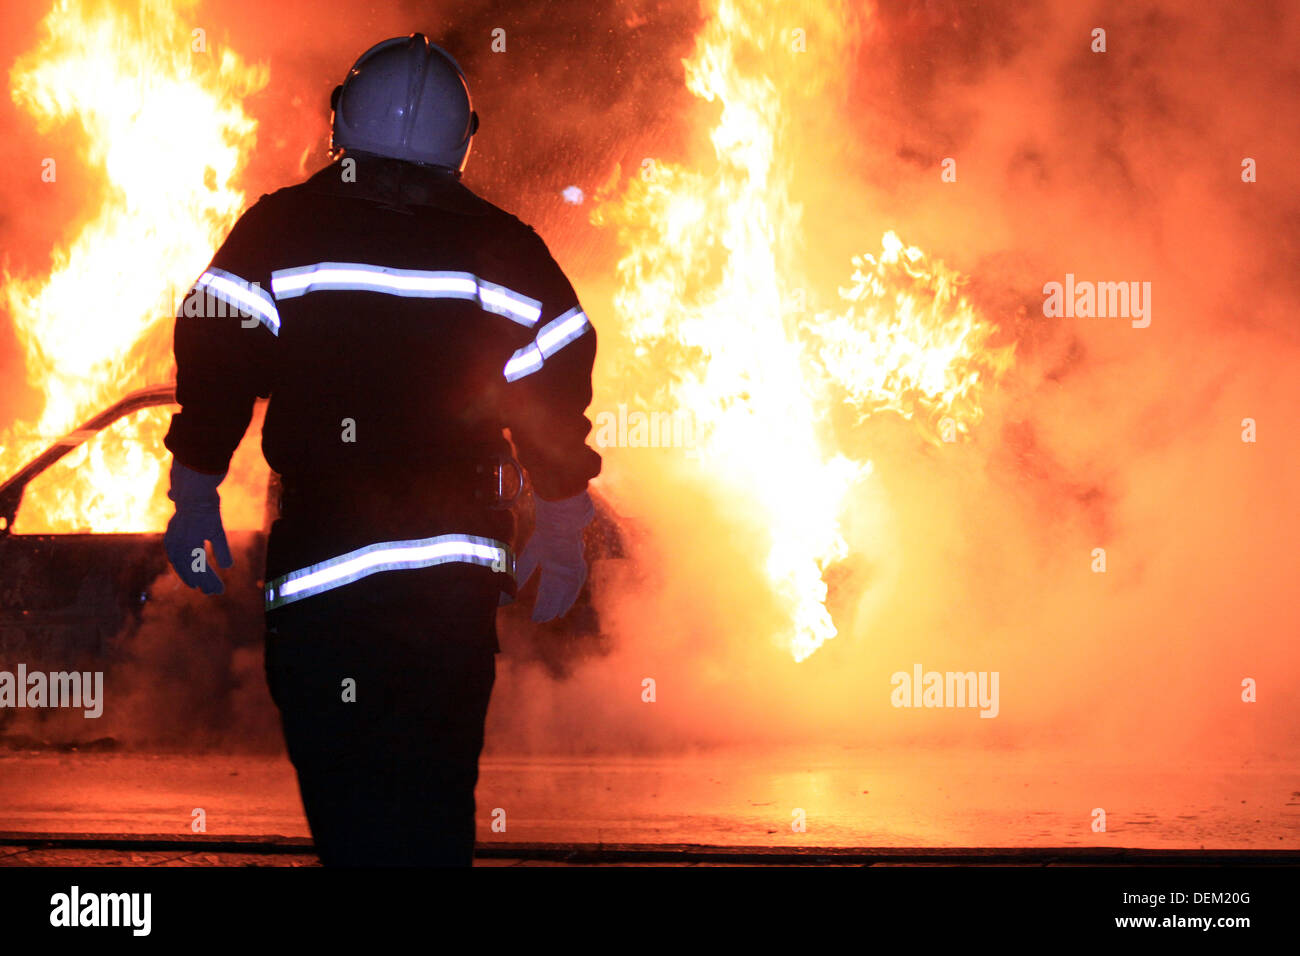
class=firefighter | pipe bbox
[161,34,601,866]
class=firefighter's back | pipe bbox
[241,158,566,580]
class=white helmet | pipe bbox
[330,33,479,173]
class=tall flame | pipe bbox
[2,0,267,533]
[596,0,1013,660]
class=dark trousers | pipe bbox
[263,566,499,866]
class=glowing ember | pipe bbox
[811,231,1016,446]
[2,0,267,533]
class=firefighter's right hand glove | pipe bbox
[164,460,233,596]
[514,490,594,622]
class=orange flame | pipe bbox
[2,0,268,533]
[596,0,1013,660]
[811,231,1016,446]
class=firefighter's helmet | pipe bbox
[330,34,479,173]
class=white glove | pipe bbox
[514,490,594,622]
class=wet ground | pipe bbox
[1,748,1297,862]
[8,843,1297,866]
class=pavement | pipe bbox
[5,835,1300,867]
[3,747,1299,863]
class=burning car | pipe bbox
[0,383,627,744]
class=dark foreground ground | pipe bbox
[5,836,1300,867]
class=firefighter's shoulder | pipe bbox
[497,212,565,266]
[246,183,308,216]
[462,199,560,266]
[224,188,292,232]
[468,196,538,242]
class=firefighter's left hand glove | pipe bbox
[514,490,594,622]
[164,461,233,596]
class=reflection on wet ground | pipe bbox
[2,748,1297,849]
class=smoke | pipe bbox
[3,0,1297,768]
[819,0,1300,762]
[483,0,1300,765]
[92,540,282,752]
[0,535,282,751]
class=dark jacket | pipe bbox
[163,157,601,600]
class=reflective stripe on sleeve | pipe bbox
[270,262,542,327]
[194,267,281,335]
[503,306,592,382]
[264,533,514,611]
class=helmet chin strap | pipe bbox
[454,112,479,175]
